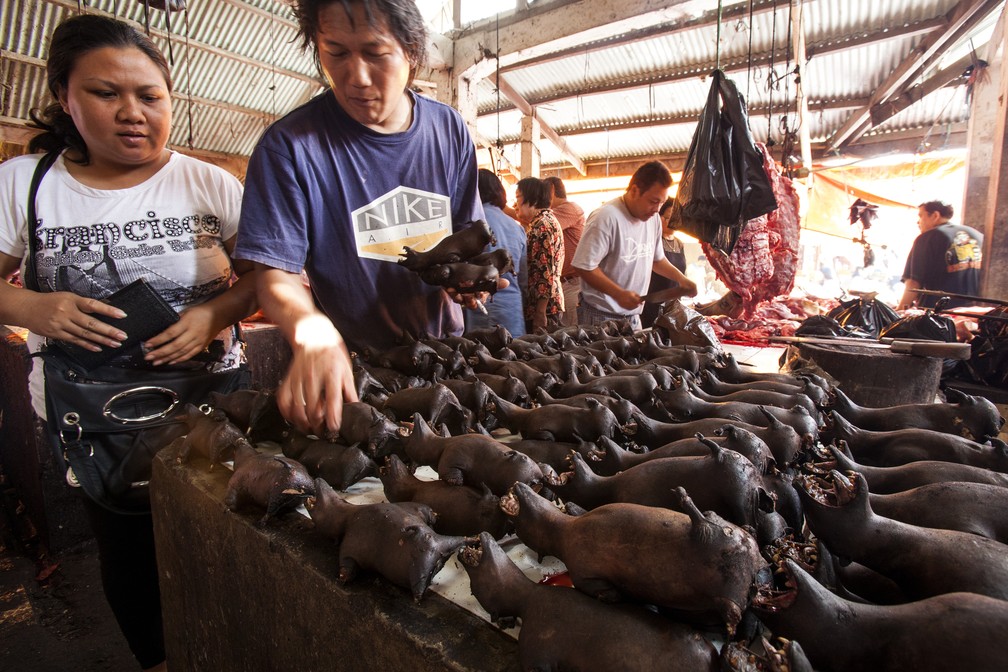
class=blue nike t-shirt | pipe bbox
[234,90,484,351]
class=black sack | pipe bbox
[670,69,778,255]
[794,315,873,339]
[42,355,249,514]
[879,312,957,342]
[825,296,900,339]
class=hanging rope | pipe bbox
[779,0,796,170]
[766,0,778,146]
[183,4,194,148]
[715,0,724,70]
[269,0,278,122]
[746,0,755,99]
[163,2,175,66]
[494,11,503,165]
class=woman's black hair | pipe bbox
[919,200,954,220]
[516,177,551,210]
[477,168,507,209]
[292,0,428,83]
[659,197,675,217]
[28,14,172,163]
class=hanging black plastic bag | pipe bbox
[670,69,778,255]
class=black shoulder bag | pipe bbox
[26,152,249,514]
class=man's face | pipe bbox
[917,206,940,232]
[625,183,669,221]
[316,2,413,133]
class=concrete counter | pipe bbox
[150,443,519,672]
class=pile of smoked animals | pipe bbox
[168,222,1008,672]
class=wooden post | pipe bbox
[980,22,1008,300]
[521,113,541,178]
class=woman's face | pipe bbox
[660,206,675,234]
[58,46,171,170]
[316,2,413,133]
[515,190,536,225]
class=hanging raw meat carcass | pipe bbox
[702,144,801,317]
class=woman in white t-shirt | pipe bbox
[0,15,257,671]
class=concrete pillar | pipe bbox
[520,114,541,178]
[980,32,1008,300]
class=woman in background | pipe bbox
[0,15,257,670]
[464,169,527,337]
[641,197,689,328]
[515,176,564,331]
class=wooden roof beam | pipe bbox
[529,97,869,140]
[38,0,322,88]
[495,73,586,175]
[827,0,1000,151]
[474,21,943,116]
[497,0,782,74]
[453,0,699,81]
[869,50,980,126]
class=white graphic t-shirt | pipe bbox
[571,196,664,315]
[0,151,244,416]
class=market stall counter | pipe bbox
[151,442,520,672]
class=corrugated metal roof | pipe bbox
[1,0,1001,170]
[1,0,321,156]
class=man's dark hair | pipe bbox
[516,177,551,209]
[292,0,428,82]
[628,161,673,193]
[478,169,508,210]
[543,175,566,199]
[919,200,954,220]
[29,14,172,162]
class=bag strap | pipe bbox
[23,150,62,293]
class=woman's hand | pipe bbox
[25,291,127,350]
[276,314,359,435]
[143,303,221,366]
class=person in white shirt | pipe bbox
[571,161,697,330]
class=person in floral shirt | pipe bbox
[515,177,565,330]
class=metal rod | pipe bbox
[940,310,1008,323]
[911,288,1008,306]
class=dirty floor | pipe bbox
[0,524,138,671]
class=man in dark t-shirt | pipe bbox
[898,200,983,309]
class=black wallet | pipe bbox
[51,278,180,370]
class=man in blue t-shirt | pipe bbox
[898,200,983,310]
[234,0,485,435]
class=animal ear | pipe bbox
[943,387,968,403]
[757,487,776,513]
